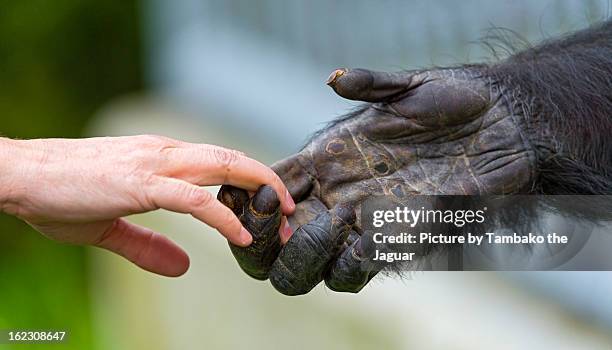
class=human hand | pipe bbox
[220,67,535,294]
[0,135,295,277]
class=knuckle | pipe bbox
[216,209,238,230]
[94,219,125,247]
[126,157,157,191]
[141,173,161,195]
[185,187,213,209]
[131,230,155,266]
[131,135,176,155]
[212,147,240,170]
[126,135,178,171]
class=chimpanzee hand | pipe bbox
[219,67,535,295]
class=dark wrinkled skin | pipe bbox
[218,185,282,280]
[219,66,536,295]
[269,203,355,295]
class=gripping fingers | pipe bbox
[271,153,315,203]
[218,185,283,280]
[165,144,295,215]
[324,235,378,293]
[269,203,356,296]
[217,184,249,217]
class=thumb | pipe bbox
[326,68,420,102]
[94,218,190,277]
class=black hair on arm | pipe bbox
[487,20,612,194]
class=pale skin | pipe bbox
[0,135,295,277]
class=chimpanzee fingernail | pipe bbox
[239,227,253,246]
[326,68,347,86]
[251,186,280,215]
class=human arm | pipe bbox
[0,135,295,277]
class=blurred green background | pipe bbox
[1,1,612,350]
[0,1,142,348]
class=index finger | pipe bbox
[163,144,296,215]
[147,176,253,247]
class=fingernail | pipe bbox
[279,218,293,245]
[252,186,280,214]
[326,68,347,86]
[239,227,253,246]
[285,190,296,211]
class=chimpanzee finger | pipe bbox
[271,153,315,203]
[286,196,328,232]
[326,68,422,102]
[269,203,356,296]
[218,185,282,280]
[217,185,249,217]
[324,235,378,293]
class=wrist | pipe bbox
[0,138,32,215]
[485,62,555,163]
